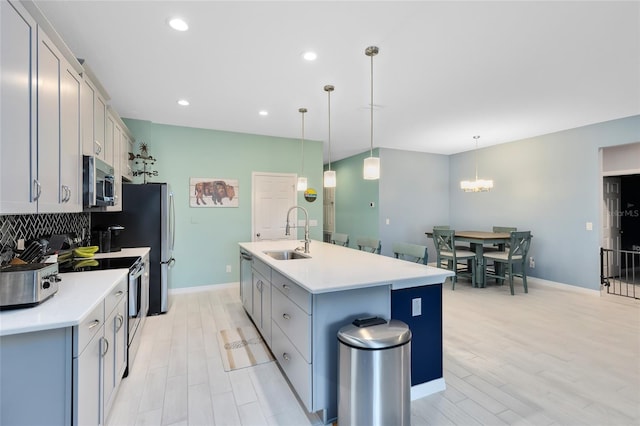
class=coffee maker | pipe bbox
[92,225,125,253]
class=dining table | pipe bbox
[425,230,511,287]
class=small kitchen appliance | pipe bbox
[0,263,60,310]
[92,225,125,253]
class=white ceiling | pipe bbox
[34,1,640,162]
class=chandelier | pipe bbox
[460,136,494,192]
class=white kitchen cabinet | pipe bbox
[60,64,83,212]
[74,305,104,426]
[251,258,272,345]
[103,283,128,418]
[0,0,37,214]
[0,1,82,214]
[80,64,109,164]
[105,108,124,211]
[122,133,134,182]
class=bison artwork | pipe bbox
[193,180,237,206]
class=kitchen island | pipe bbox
[239,240,454,424]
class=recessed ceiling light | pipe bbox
[168,18,189,31]
[177,99,190,106]
[259,110,268,116]
[302,51,317,61]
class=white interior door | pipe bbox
[252,172,297,241]
[602,176,622,277]
[323,187,335,233]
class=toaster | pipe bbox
[0,263,60,310]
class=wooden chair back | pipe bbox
[392,242,428,264]
[330,233,349,247]
[356,237,381,254]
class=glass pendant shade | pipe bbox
[460,135,493,192]
[460,178,494,192]
[363,156,380,180]
[323,170,336,188]
[297,176,308,191]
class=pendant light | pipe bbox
[363,46,380,180]
[323,85,336,188]
[297,108,308,191]
[460,135,494,192]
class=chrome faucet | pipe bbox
[285,206,310,253]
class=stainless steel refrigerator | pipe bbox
[93,183,175,314]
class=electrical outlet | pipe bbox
[529,257,535,268]
[386,218,390,225]
[226,265,231,273]
[17,239,25,250]
[412,298,422,316]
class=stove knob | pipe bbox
[42,280,51,289]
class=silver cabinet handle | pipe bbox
[101,337,109,357]
[282,284,290,292]
[88,319,100,329]
[115,314,124,331]
[115,290,124,297]
[282,353,290,361]
[282,313,290,320]
[257,280,263,292]
[33,179,41,201]
[94,140,102,155]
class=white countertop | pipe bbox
[239,240,454,294]
[94,247,150,259]
[0,247,149,337]
[0,269,128,337]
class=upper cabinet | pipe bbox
[1,0,37,214]
[0,1,83,215]
[80,64,110,164]
[0,1,132,215]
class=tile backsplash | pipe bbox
[0,213,90,264]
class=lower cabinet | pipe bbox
[251,263,271,345]
[74,275,127,425]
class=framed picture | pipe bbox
[189,178,239,207]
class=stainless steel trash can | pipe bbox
[337,317,412,426]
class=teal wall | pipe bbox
[123,119,323,289]
[331,150,380,248]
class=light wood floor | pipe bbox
[107,280,639,426]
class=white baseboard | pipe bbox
[411,377,446,400]
[169,281,239,295]
[527,277,600,296]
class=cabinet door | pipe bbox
[75,328,104,426]
[123,134,134,181]
[105,115,122,211]
[104,297,127,418]
[36,28,62,212]
[80,78,96,156]
[0,0,37,214]
[60,65,82,212]
[95,93,106,162]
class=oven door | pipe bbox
[126,260,145,374]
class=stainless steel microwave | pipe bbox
[83,155,115,207]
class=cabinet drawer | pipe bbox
[74,301,105,356]
[271,321,312,411]
[252,258,271,282]
[272,287,311,362]
[272,270,311,314]
[104,276,127,317]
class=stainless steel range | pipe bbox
[0,263,60,310]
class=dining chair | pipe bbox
[432,229,476,289]
[330,232,349,247]
[484,226,518,252]
[433,225,469,250]
[356,237,381,254]
[392,242,428,264]
[483,231,532,295]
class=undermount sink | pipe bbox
[263,250,311,260]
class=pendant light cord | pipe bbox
[328,89,332,170]
[299,108,306,175]
[370,51,374,157]
[474,135,480,180]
